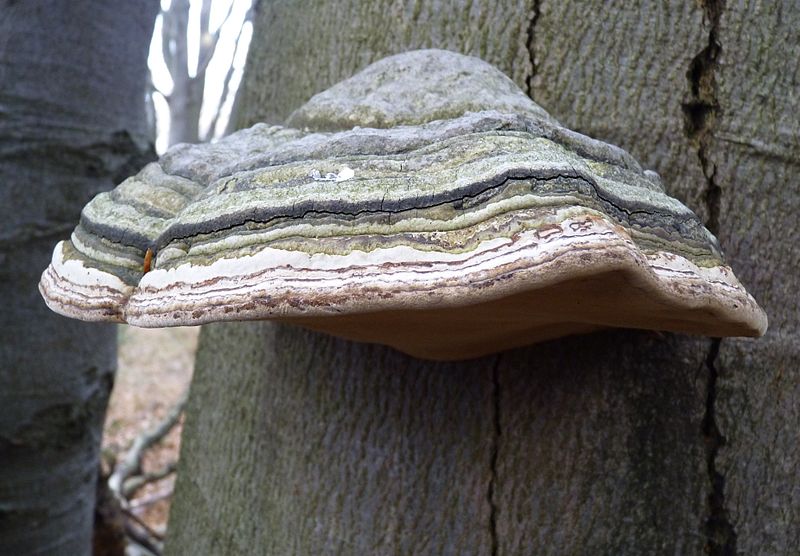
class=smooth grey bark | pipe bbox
[0,2,158,554]
[168,1,797,554]
[170,324,707,555]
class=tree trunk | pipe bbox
[163,0,203,146]
[167,72,204,146]
[0,2,158,554]
[168,1,798,554]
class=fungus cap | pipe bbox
[39,49,767,360]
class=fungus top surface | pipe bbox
[39,49,767,360]
[286,49,557,131]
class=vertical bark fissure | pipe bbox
[684,1,737,552]
[702,338,737,555]
[524,0,542,97]
[487,354,502,556]
[682,0,724,235]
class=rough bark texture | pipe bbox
[710,3,800,554]
[0,2,158,554]
[168,1,797,554]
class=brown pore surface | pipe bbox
[290,266,760,360]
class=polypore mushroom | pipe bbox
[39,49,767,360]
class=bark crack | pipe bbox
[686,2,737,551]
[487,354,502,556]
[682,0,724,235]
[702,338,737,555]
[525,0,542,97]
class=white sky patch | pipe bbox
[148,0,253,154]
[199,5,252,139]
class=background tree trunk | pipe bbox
[0,2,158,553]
[159,0,253,146]
[163,0,203,146]
[168,1,798,554]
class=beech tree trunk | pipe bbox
[164,0,203,147]
[0,2,158,554]
[167,1,799,554]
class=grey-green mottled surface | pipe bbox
[69,110,720,272]
[286,49,554,130]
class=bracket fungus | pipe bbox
[39,49,767,360]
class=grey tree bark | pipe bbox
[168,1,798,554]
[0,2,158,554]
